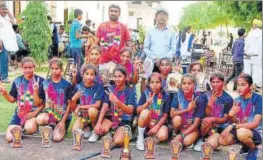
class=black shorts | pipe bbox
[230,128,262,145]
[105,115,131,127]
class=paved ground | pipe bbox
[0,134,250,160]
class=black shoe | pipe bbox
[240,146,248,154]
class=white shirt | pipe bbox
[245,28,262,64]
[0,15,18,52]
[180,32,191,58]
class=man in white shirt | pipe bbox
[0,2,18,83]
[244,19,262,90]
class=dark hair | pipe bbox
[109,4,121,14]
[49,57,63,70]
[160,57,172,67]
[120,47,132,57]
[47,15,52,21]
[210,72,224,82]
[12,24,19,33]
[182,26,191,43]
[238,28,245,37]
[67,20,73,24]
[113,66,127,77]
[148,72,162,83]
[74,9,83,18]
[86,19,92,24]
[81,64,98,77]
[237,74,253,86]
[89,45,101,54]
[82,25,91,32]
[60,25,65,29]
[21,57,36,67]
[188,61,203,73]
[181,74,196,86]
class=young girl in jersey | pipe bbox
[94,66,137,146]
[34,58,72,142]
[0,57,44,142]
[136,72,171,151]
[71,64,104,142]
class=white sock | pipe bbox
[138,126,145,139]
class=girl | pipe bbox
[136,72,171,151]
[34,58,72,142]
[219,74,262,160]
[72,45,101,86]
[0,57,44,142]
[170,74,207,149]
[119,47,139,85]
[199,72,233,152]
[71,64,104,142]
[94,66,137,146]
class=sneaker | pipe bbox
[186,144,194,149]
[193,139,204,152]
[88,132,99,142]
[136,137,145,151]
[240,146,248,155]
[246,148,258,160]
[84,131,91,138]
[1,78,10,83]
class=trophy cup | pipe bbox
[72,129,84,151]
[195,72,207,92]
[144,136,158,159]
[170,140,183,160]
[120,125,131,160]
[166,73,183,93]
[101,135,113,158]
[227,145,242,160]
[201,142,213,160]
[100,69,110,87]
[142,59,154,79]
[11,127,23,148]
[40,126,52,148]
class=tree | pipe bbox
[21,2,51,65]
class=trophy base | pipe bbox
[40,126,52,148]
[170,140,183,160]
[201,142,213,160]
[101,135,113,158]
[227,145,241,160]
[72,129,84,151]
[120,149,131,160]
[145,154,154,160]
[11,127,22,148]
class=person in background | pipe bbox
[227,33,233,51]
[47,16,59,58]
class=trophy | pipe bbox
[195,72,207,92]
[227,145,242,160]
[142,59,154,79]
[40,126,52,148]
[170,140,183,160]
[101,135,113,158]
[166,73,183,93]
[201,142,213,160]
[11,127,23,148]
[144,136,158,159]
[72,129,84,151]
[108,61,117,81]
[99,69,110,87]
[120,125,131,160]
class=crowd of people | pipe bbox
[0,2,262,159]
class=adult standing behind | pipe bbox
[47,16,59,58]
[96,4,131,67]
[177,26,194,60]
[244,19,262,90]
[227,33,233,51]
[144,8,176,72]
[70,9,92,69]
[0,2,18,83]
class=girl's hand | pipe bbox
[229,102,241,117]
[0,82,7,95]
[33,77,40,92]
[147,125,159,136]
[146,93,155,106]
[94,123,102,135]
[221,125,233,138]
[71,64,78,77]
[187,96,197,111]
[72,90,83,102]
[105,90,119,104]
[74,106,80,116]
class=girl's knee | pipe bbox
[172,116,182,128]
[237,128,251,142]
[36,113,49,125]
[5,134,13,143]
[139,109,150,120]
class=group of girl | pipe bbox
[0,45,261,159]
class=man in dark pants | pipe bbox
[225,28,246,91]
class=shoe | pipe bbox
[240,146,248,155]
[88,132,99,142]
[193,138,204,152]
[83,131,91,138]
[186,144,194,149]
[136,136,145,151]
[1,78,10,83]
[246,148,258,160]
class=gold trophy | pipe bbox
[170,140,183,160]
[40,126,52,148]
[227,145,242,160]
[166,73,183,93]
[196,72,207,92]
[120,125,131,160]
[201,142,213,160]
[101,135,113,158]
[11,127,23,148]
[72,129,84,151]
[144,136,158,159]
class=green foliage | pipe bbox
[178,1,262,31]
[138,25,146,44]
[65,8,75,34]
[21,2,51,65]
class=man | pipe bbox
[206,31,213,49]
[144,8,176,73]
[58,25,69,56]
[85,19,92,27]
[0,2,18,83]
[96,4,131,67]
[244,19,262,91]
[227,33,233,51]
[69,9,92,69]
[47,16,59,58]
